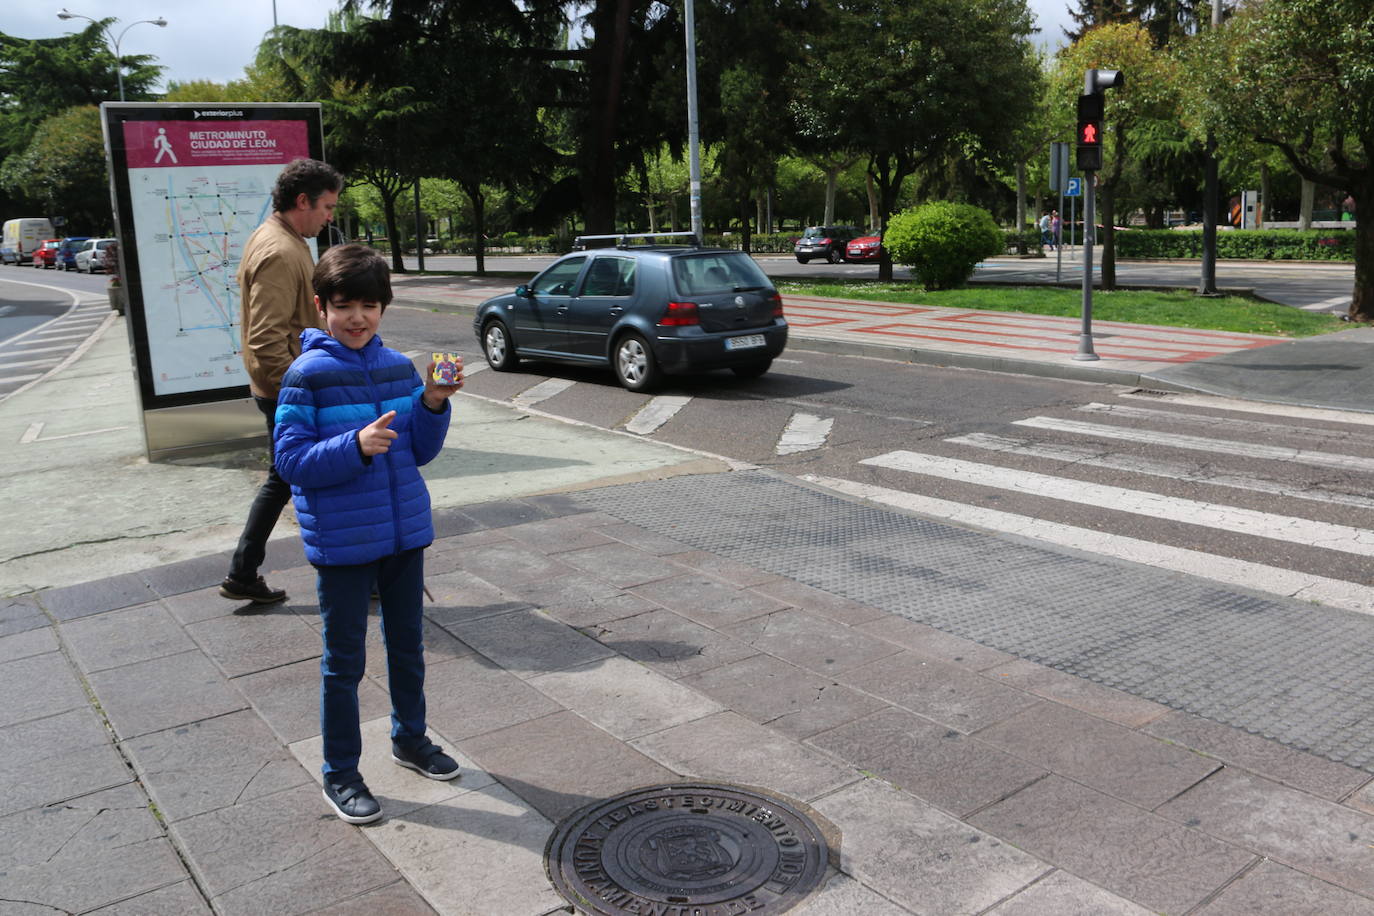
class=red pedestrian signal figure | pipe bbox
[1080,123,1098,144]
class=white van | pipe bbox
[2,218,55,265]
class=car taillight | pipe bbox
[819,237,832,245]
[769,293,784,318]
[659,301,700,326]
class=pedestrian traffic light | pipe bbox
[1076,93,1104,171]
[1075,69,1123,173]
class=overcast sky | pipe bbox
[8,1,1073,90]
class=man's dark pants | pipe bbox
[228,395,292,583]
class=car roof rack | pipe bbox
[572,231,701,251]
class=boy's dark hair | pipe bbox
[314,244,393,308]
[272,158,344,213]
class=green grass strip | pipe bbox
[776,280,1347,338]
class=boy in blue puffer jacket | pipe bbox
[274,244,463,824]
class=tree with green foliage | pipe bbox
[790,0,1039,280]
[1182,0,1374,320]
[0,105,112,233]
[1052,21,1177,289]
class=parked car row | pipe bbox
[792,225,884,264]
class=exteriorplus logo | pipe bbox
[193,110,245,119]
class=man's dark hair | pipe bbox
[272,158,343,213]
[313,244,392,309]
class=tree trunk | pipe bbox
[580,0,632,234]
[1258,162,1270,228]
[1100,183,1117,290]
[1015,160,1027,253]
[461,180,487,276]
[824,169,838,226]
[1299,178,1315,230]
[866,172,879,230]
[1351,183,1373,321]
[381,191,404,274]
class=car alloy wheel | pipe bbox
[482,320,518,371]
[614,332,660,392]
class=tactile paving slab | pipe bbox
[577,471,1374,771]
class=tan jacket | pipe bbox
[237,213,320,399]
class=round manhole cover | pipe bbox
[546,783,829,915]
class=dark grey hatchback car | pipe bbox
[472,233,788,391]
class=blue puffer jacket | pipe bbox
[274,328,450,567]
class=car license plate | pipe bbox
[726,334,765,350]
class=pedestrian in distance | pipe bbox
[220,158,343,604]
[1039,211,1053,250]
[273,243,465,824]
[1051,209,1062,249]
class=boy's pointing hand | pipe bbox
[358,410,398,456]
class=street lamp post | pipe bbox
[57,9,168,102]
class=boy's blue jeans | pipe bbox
[316,546,427,784]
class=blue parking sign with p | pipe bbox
[1066,177,1082,197]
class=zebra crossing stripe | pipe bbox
[776,413,834,455]
[1118,390,1374,428]
[947,431,1374,511]
[803,473,1374,617]
[1013,416,1374,474]
[859,450,1374,558]
[1079,402,1374,442]
[626,396,691,435]
[511,378,575,408]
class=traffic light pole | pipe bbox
[1075,172,1099,360]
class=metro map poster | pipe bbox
[103,104,324,407]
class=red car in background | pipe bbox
[32,238,61,268]
[845,233,883,263]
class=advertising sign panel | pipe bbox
[102,103,324,407]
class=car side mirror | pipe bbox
[516,284,532,298]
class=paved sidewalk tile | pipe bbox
[629,710,861,803]
[1156,767,1374,896]
[630,573,788,628]
[560,542,685,588]
[721,607,904,675]
[186,606,321,677]
[310,880,437,915]
[441,607,615,679]
[1193,860,1374,915]
[38,573,156,621]
[61,601,196,674]
[970,775,1255,914]
[855,614,1015,670]
[367,782,567,916]
[808,706,1046,818]
[121,708,311,822]
[584,607,760,680]
[500,514,621,554]
[0,783,190,914]
[528,655,723,740]
[460,709,676,823]
[236,656,391,745]
[0,650,91,728]
[812,779,1050,914]
[839,650,1041,734]
[974,701,1220,809]
[0,623,57,663]
[419,654,562,741]
[89,880,214,914]
[681,653,887,740]
[0,705,132,818]
[984,657,1172,728]
[170,783,405,916]
[0,595,48,638]
[423,568,532,628]
[790,870,913,915]
[88,648,248,740]
[753,579,888,627]
[1143,710,1372,802]
[985,870,1155,915]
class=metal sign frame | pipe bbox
[100,102,324,458]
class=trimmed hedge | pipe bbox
[884,202,1005,289]
[1114,229,1356,261]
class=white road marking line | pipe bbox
[1080,401,1374,442]
[1014,416,1374,474]
[1,374,43,384]
[776,412,834,455]
[1119,389,1374,428]
[23,332,89,343]
[1301,295,1349,311]
[802,474,1374,617]
[512,377,576,408]
[625,395,691,435]
[948,432,1374,511]
[1,344,71,356]
[20,421,129,444]
[0,358,61,370]
[860,450,1374,557]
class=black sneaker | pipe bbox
[322,779,382,824]
[392,738,461,781]
[219,575,287,604]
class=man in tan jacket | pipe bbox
[222,158,343,603]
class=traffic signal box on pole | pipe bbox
[1076,93,1104,172]
[1075,68,1123,173]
